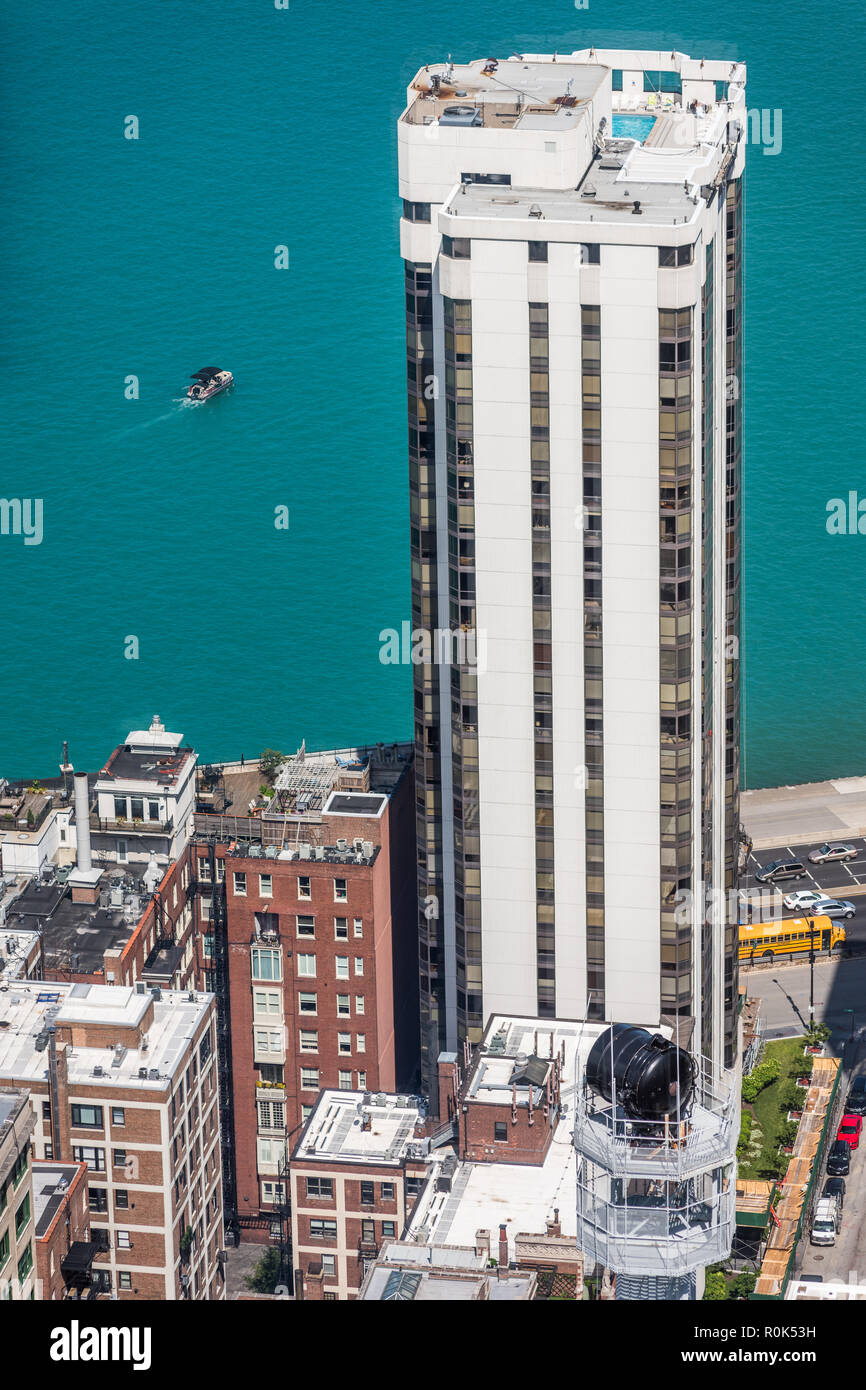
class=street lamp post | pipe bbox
[807,917,816,1036]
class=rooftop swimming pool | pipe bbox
[611,114,656,142]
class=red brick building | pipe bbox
[289,1091,430,1299]
[189,744,419,1242]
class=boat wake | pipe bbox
[112,400,199,439]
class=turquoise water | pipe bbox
[1,1,863,790]
[611,114,657,140]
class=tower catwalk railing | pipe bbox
[574,1049,738,1278]
[196,842,239,1244]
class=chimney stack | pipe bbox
[498,1223,508,1268]
[74,773,92,872]
[69,772,102,903]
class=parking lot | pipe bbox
[741,837,866,946]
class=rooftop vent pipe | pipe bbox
[74,773,92,873]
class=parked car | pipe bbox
[812,897,856,921]
[810,1195,840,1245]
[845,1076,866,1117]
[822,1176,846,1209]
[836,1114,863,1149]
[827,1140,851,1175]
[754,858,806,884]
[808,843,859,865]
[783,889,826,912]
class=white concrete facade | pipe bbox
[400,49,745,1074]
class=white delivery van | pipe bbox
[810,1196,840,1246]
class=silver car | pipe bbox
[813,897,856,920]
[808,842,859,865]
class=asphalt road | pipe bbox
[794,1031,866,1286]
[741,956,865,1042]
[741,836,866,945]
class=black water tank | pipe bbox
[585,1024,696,1120]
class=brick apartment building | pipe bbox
[0,980,225,1300]
[32,1157,90,1299]
[0,1088,36,1299]
[188,743,418,1241]
[289,1091,431,1299]
[3,735,419,1254]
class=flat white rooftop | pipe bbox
[407,1121,578,1262]
[0,980,213,1092]
[294,1090,424,1166]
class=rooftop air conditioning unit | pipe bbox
[148,1068,159,1080]
[298,843,311,861]
[135,981,146,995]
[336,838,349,852]
[314,847,324,861]
[353,838,364,852]
[138,1066,149,1080]
[362,841,374,859]
[92,1065,104,1077]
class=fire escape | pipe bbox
[192,841,239,1245]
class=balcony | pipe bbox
[91,814,173,837]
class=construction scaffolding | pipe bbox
[752,1055,841,1299]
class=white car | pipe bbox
[783,889,826,912]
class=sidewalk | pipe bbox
[742,775,866,850]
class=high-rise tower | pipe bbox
[398,49,745,1093]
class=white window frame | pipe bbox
[355,995,365,1015]
[298,992,317,1015]
[298,875,311,900]
[338,1071,352,1090]
[299,1030,318,1053]
[354,957,364,977]
[335,956,349,979]
[296,954,317,979]
[259,874,273,898]
[233,872,247,896]
[300,1067,320,1091]
[253,989,282,1017]
[353,918,363,938]
[334,878,348,902]
[356,1034,366,1053]
[337,1032,352,1055]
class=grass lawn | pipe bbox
[738,1036,809,1180]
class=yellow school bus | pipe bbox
[739,914,845,962]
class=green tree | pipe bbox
[259,749,285,782]
[779,1081,806,1114]
[730,1271,756,1300]
[703,1270,728,1300]
[245,1246,282,1294]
